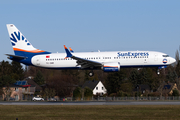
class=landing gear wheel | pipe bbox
[89,71,94,77]
[157,69,160,75]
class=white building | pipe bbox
[82,80,107,96]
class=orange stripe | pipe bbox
[64,45,67,49]
[104,66,118,67]
[69,47,73,51]
[13,48,45,53]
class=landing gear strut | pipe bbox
[89,70,94,77]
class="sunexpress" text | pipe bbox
[117,52,149,57]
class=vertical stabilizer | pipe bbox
[6,24,47,56]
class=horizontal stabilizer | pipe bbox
[5,54,27,60]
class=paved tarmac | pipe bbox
[1,101,180,105]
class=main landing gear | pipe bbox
[89,70,94,77]
[157,66,166,75]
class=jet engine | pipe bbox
[102,62,120,72]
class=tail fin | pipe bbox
[6,24,48,56]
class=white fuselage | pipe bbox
[31,51,175,69]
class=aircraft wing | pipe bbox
[71,56,102,69]
[64,45,102,69]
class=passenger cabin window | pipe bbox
[163,55,169,57]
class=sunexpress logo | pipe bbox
[163,59,167,64]
[10,31,31,46]
[117,52,149,57]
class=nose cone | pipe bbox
[170,57,176,64]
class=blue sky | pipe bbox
[0,0,180,62]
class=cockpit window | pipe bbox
[163,55,169,57]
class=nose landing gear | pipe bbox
[157,69,160,75]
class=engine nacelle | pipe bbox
[102,62,120,72]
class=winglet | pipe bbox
[69,47,74,53]
[64,45,73,59]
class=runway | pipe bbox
[1,101,180,105]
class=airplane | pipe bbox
[6,24,176,77]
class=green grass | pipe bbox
[0,105,180,120]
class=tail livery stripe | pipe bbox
[13,48,45,53]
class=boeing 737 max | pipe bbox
[6,24,176,76]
